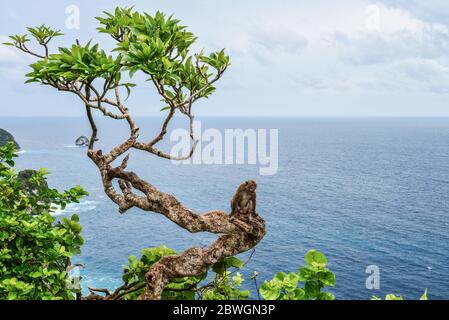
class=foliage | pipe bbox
[372,289,428,301]
[25,42,122,84]
[116,248,336,301]
[25,25,63,46]
[201,271,249,300]
[4,6,230,112]
[0,143,87,300]
[117,246,247,300]
[96,7,229,101]
[201,257,249,300]
[260,250,336,300]
[3,25,62,58]
[119,245,204,300]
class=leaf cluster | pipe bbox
[259,250,336,300]
[8,7,230,111]
[0,143,87,300]
[25,42,122,84]
[118,246,248,300]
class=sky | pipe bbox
[1,0,449,117]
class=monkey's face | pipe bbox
[245,180,257,193]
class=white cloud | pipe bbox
[0,36,31,86]
[331,4,449,66]
[293,2,449,95]
[200,18,308,67]
[110,1,449,96]
[394,58,449,93]
[249,26,308,56]
[379,0,449,26]
[0,36,22,64]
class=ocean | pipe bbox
[2,117,449,300]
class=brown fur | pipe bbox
[230,180,257,219]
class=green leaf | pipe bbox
[385,294,404,300]
[224,257,244,269]
[304,280,321,297]
[293,288,306,300]
[305,249,327,269]
[232,273,244,286]
[420,289,428,300]
[317,270,336,286]
[298,267,313,281]
[317,292,335,300]
[70,221,82,233]
[260,281,280,300]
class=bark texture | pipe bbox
[87,149,265,300]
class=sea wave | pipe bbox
[17,150,26,154]
[51,200,98,216]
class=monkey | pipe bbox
[230,180,257,221]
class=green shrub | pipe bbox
[0,143,87,299]
[259,249,336,300]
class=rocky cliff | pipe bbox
[0,128,20,149]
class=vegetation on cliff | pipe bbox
[0,129,20,150]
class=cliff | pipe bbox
[0,128,20,150]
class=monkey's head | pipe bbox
[244,180,257,193]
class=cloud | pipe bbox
[331,4,449,65]
[246,27,308,66]
[201,1,449,96]
[333,27,449,66]
[304,3,449,95]
[250,27,308,54]
[394,58,449,93]
[198,9,309,68]
[379,0,449,26]
[289,74,329,90]
[0,36,22,64]
[288,72,357,92]
[0,36,31,88]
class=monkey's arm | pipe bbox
[253,193,256,213]
[230,194,237,215]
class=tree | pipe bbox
[5,7,266,299]
[0,143,87,300]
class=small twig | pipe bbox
[251,272,261,300]
[88,287,112,296]
[198,249,257,294]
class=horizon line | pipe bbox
[2,115,449,119]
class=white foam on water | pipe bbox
[17,150,27,154]
[65,145,80,148]
[51,200,98,216]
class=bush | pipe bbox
[0,143,87,299]
[259,249,335,300]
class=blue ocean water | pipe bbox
[2,117,449,300]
